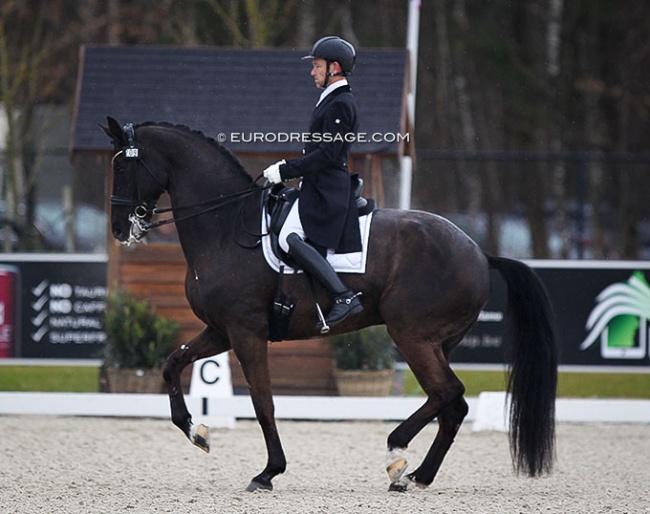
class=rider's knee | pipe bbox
[286,232,302,246]
[280,232,301,254]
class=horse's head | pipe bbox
[101,117,167,245]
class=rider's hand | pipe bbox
[263,160,285,184]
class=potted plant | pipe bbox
[327,326,396,396]
[102,289,180,393]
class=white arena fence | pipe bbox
[1,392,649,431]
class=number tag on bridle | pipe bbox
[122,123,140,159]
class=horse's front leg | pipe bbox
[162,327,231,452]
[232,335,286,492]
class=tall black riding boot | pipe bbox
[287,233,363,331]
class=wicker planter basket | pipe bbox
[333,368,394,397]
[106,367,165,394]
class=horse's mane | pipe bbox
[135,121,253,182]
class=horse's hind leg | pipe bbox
[386,342,467,492]
[163,327,231,452]
[404,396,468,488]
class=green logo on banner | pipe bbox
[580,271,650,359]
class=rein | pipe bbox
[147,182,269,230]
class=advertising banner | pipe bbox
[2,256,650,370]
[452,261,650,369]
[0,255,107,360]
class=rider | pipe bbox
[263,36,363,332]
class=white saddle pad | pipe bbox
[261,210,374,274]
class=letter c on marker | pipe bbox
[199,359,221,385]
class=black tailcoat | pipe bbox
[279,85,362,253]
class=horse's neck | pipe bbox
[161,137,257,260]
[168,145,251,198]
[144,126,251,198]
[170,168,251,208]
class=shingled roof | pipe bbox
[72,44,409,156]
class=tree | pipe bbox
[3,0,650,258]
[0,1,53,251]
[413,0,650,258]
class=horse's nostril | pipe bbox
[112,227,124,240]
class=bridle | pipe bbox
[110,123,271,246]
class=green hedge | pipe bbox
[0,366,99,392]
[402,370,650,399]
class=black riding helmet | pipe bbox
[303,36,356,77]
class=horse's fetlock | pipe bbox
[409,471,432,489]
[270,457,287,475]
[171,413,192,434]
[386,446,407,462]
[387,433,409,450]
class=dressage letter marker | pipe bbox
[189,353,235,428]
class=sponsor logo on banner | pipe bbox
[580,271,650,360]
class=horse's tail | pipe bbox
[487,255,557,477]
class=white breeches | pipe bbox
[278,199,305,253]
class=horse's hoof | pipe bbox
[388,472,417,493]
[386,457,408,483]
[246,480,273,492]
[386,447,408,484]
[388,481,409,493]
[191,424,211,453]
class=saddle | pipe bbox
[264,174,375,342]
[264,173,375,264]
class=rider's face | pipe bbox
[311,58,328,89]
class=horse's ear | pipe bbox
[100,116,125,144]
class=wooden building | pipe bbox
[71,44,412,395]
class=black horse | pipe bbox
[102,117,557,493]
